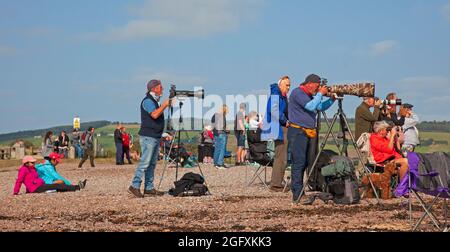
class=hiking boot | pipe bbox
[269,186,284,192]
[144,189,165,197]
[128,186,144,198]
[300,195,317,205]
[78,179,87,190]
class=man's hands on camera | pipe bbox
[163,98,177,108]
[375,99,383,108]
[319,86,329,96]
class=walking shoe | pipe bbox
[269,186,284,192]
[128,186,144,198]
[78,179,87,189]
[144,189,165,197]
[215,165,228,170]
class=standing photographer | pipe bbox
[354,97,382,141]
[400,103,420,153]
[379,92,405,127]
[128,80,174,198]
[288,74,335,203]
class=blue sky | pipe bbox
[1,0,450,133]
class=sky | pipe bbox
[1,0,450,133]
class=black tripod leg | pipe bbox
[322,112,341,154]
[298,112,339,202]
[341,114,380,203]
[157,132,177,190]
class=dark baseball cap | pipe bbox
[301,74,321,85]
[147,79,162,91]
[403,103,414,109]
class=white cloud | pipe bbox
[442,2,450,21]
[0,44,17,55]
[88,0,265,41]
[394,76,450,120]
[370,40,397,56]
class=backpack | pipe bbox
[307,150,338,192]
[320,156,360,205]
[327,177,360,205]
[81,132,87,146]
[168,172,209,197]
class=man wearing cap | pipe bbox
[288,74,335,203]
[128,80,175,198]
[400,103,420,153]
[354,97,383,141]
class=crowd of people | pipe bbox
[12,77,419,204]
[41,127,97,168]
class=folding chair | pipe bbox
[396,152,450,231]
[357,133,400,199]
[245,129,273,189]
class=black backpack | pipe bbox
[168,172,209,197]
[327,177,360,205]
[307,150,339,192]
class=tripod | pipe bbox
[300,97,380,202]
[157,101,209,191]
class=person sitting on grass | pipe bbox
[13,156,86,195]
[35,152,87,187]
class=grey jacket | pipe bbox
[42,138,53,157]
[403,114,420,146]
[83,131,95,150]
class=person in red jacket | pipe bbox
[121,126,133,165]
[370,121,408,180]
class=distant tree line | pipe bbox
[416,121,450,132]
[0,121,111,143]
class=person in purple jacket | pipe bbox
[288,74,335,204]
[13,156,86,195]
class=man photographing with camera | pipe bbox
[288,74,335,204]
[354,97,383,141]
[128,79,175,198]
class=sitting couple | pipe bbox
[13,152,87,195]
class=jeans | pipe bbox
[131,136,160,191]
[213,132,227,166]
[115,143,124,164]
[74,144,84,159]
[287,127,310,201]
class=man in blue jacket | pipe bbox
[288,74,335,203]
[261,76,291,192]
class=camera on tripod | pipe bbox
[169,85,205,99]
[320,78,375,98]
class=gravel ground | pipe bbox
[0,161,446,232]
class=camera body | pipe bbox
[169,85,205,99]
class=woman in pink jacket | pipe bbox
[13,156,86,195]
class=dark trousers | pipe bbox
[34,184,80,193]
[287,127,310,201]
[115,143,124,164]
[122,146,132,164]
[79,148,95,168]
